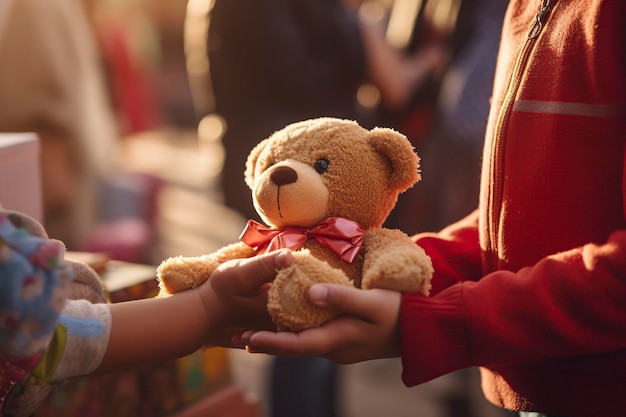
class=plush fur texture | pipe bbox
[157,117,433,331]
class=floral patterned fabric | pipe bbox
[0,212,72,414]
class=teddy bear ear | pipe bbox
[244,138,269,190]
[368,127,421,192]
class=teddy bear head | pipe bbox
[243,117,420,229]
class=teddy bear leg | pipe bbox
[267,251,352,332]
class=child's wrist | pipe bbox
[195,282,223,343]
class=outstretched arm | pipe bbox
[98,250,293,373]
[242,284,402,364]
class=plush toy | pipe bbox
[157,117,433,331]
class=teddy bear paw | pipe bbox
[156,255,219,295]
[361,249,433,294]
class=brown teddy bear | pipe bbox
[157,117,433,331]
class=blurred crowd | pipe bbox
[0,0,503,259]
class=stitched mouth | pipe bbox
[276,186,283,218]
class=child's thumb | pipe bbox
[309,284,362,314]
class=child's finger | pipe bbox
[241,249,293,277]
[309,284,400,324]
[246,328,332,356]
[216,250,293,294]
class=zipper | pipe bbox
[485,0,553,270]
[528,0,552,40]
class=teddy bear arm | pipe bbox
[156,242,256,296]
[361,228,433,294]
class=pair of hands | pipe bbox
[204,250,403,364]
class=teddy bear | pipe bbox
[156,117,433,331]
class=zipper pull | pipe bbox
[528,0,551,40]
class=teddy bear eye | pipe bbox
[314,159,330,174]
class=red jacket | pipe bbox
[400,0,626,415]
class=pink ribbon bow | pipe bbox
[239,217,364,263]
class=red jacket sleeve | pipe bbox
[402,226,626,386]
[413,210,482,296]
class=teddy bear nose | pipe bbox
[270,166,298,186]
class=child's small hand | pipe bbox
[241,284,402,364]
[200,250,294,348]
[101,250,294,372]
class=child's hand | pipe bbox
[200,250,294,348]
[101,250,293,372]
[241,284,402,364]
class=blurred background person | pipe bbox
[0,0,120,250]
[0,0,167,264]
[87,0,163,136]
[384,0,510,235]
[350,0,477,235]
[207,0,372,222]
[349,0,451,128]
